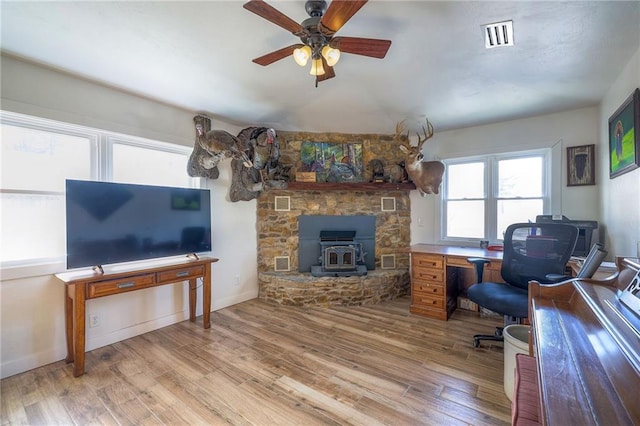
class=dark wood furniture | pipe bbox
[408,244,503,320]
[528,257,640,425]
[55,256,218,377]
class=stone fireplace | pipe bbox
[256,129,412,307]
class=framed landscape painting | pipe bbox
[300,141,364,182]
[608,88,640,179]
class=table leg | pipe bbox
[73,283,86,377]
[189,278,196,322]
[64,285,74,363]
[203,262,211,329]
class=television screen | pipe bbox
[65,179,211,269]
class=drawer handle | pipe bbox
[117,281,135,289]
[420,274,437,280]
[176,271,190,277]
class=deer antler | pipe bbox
[416,119,434,147]
[395,120,410,144]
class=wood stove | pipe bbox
[311,230,368,277]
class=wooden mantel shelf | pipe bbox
[283,182,417,191]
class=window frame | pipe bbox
[440,148,551,243]
[1,110,198,275]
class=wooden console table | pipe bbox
[55,256,218,377]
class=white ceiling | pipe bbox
[1,1,639,135]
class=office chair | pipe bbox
[466,222,579,348]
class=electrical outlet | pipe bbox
[234,275,240,286]
[89,314,100,328]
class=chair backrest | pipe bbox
[501,222,579,290]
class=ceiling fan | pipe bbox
[243,0,391,85]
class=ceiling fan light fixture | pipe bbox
[293,45,312,66]
[321,45,340,67]
[309,58,325,76]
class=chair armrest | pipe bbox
[467,257,491,283]
[545,273,571,283]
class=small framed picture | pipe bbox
[567,144,595,186]
[608,88,640,179]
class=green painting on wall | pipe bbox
[300,142,364,183]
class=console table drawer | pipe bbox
[88,274,155,298]
[157,265,204,283]
[413,282,445,295]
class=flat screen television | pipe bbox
[65,179,211,270]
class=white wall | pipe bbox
[599,47,640,258]
[411,106,601,245]
[0,55,258,378]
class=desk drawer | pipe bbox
[412,254,444,270]
[88,274,155,298]
[412,293,445,309]
[446,256,475,268]
[156,265,204,284]
[413,282,444,296]
[447,255,501,270]
[413,267,444,283]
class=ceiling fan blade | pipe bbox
[243,0,306,36]
[253,44,303,66]
[319,0,368,36]
[317,57,336,83]
[330,36,391,58]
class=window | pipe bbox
[0,111,196,268]
[442,150,549,242]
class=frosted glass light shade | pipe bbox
[293,45,312,66]
[321,45,341,67]
[309,58,325,76]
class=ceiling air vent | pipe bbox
[483,20,514,48]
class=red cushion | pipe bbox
[512,354,540,425]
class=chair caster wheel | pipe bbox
[473,339,480,348]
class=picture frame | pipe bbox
[299,141,364,183]
[567,144,595,186]
[608,88,640,179]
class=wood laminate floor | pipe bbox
[1,297,511,425]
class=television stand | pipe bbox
[55,256,218,377]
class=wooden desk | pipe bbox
[55,256,218,377]
[408,244,503,320]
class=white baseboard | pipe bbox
[212,290,258,311]
[0,311,191,379]
[1,292,259,379]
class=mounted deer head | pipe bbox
[397,119,445,196]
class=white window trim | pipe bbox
[437,147,553,244]
[1,110,199,278]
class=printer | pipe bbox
[535,215,598,257]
